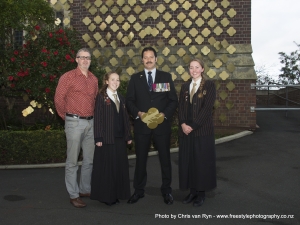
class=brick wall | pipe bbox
[213,79,256,130]
[22,0,256,131]
[70,0,251,47]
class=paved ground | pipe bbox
[1,110,300,225]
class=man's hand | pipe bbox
[137,111,145,118]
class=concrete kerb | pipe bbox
[0,130,253,170]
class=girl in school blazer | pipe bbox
[90,72,132,206]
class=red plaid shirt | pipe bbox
[54,67,98,120]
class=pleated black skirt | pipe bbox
[90,137,131,204]
[179,134,217,191]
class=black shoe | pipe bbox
[127,194,144,204]
[182,193,198,204]
[193,196,205,207]
[104,201,116,206]
[103,199,119,206]
[163,193,174,205]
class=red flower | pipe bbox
[42,48,48,53]
[17,70,25,77]
[42,74,46,78]
[17,69,29,77]
[35,25,40,31]
[53,50,58,55]
[49,32,53,38]
[11,83,15,88]
[45,88,50,93]
[14,50,18,55]
[70,58,74,63]
[24,69,29,76]
[41,62,48,67]
[56,28,63,34]
[49,75,55,81]
[26,89,31,93]
[11,57,15,62]
[8,76,14,81]
[65,54,71,60]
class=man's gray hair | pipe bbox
[76,48,91,57]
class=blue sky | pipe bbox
[251,0,300,77]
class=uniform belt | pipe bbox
[66,113,93,120]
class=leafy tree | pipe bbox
[0,0,54,46]
[4,25,83,110]
[4,24,105,110]
[278,42,300,84]
[0,0,55,63]
[0,0,55,127]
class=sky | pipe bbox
[251,0,300,77]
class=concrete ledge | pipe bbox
[215,130,253,144]
[0,130,253,170]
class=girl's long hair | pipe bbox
[98,71,119,98]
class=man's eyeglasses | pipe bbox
[76,56,91,60]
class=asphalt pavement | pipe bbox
[1,110,300,225]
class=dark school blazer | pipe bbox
[178,79,216,137]
[126,69,178,135]
[94,93,132,144]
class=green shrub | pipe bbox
[0,130,66,165]
[0,127,237,165]
[0,125,180,165]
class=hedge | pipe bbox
[0,127,179,165]
[0,130,67,165]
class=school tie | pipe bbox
[113,94,119,112]
[147,71,153,91]
[190,82,197,103]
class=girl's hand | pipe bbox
[181,123,193,135]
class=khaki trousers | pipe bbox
[64,117,94,199]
